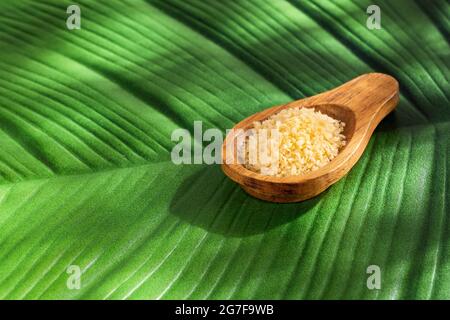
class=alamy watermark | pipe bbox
[66,265,81,290]
[366,5,381,30]
[171,121,280,173]
[66,4,81,30]
[366,265,381,290]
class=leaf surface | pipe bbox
[0,0,448,299]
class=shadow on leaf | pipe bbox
[169,165,321,237]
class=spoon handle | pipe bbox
[310,73,399,115]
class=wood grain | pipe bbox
[221,73,399,202]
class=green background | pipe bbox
[0,0,448,299]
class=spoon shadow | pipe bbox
[169,165,321,238]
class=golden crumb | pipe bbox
[244,107,346,177]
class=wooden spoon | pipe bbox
[221,73,399,203]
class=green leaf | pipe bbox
[0,0,448,299]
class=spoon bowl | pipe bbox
[221,73,399,202]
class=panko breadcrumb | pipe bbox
[244,107,346,177]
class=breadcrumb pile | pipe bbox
[244,107,346,177]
